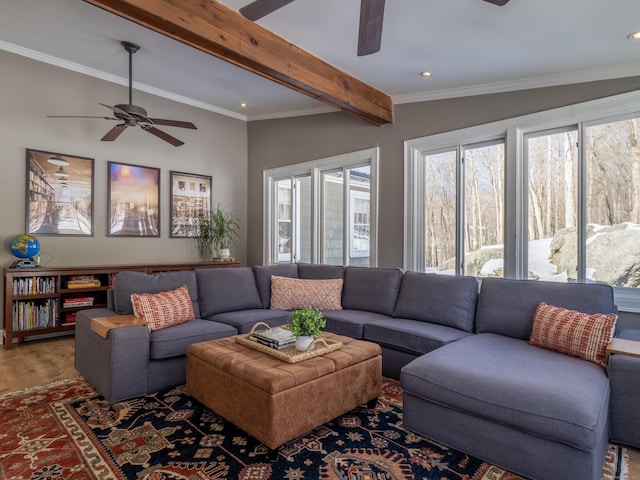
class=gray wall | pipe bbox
[1,50,248,272]
[246,77,640,269]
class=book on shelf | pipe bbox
[62,312,76,325]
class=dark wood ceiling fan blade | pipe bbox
[47,115,117,120]
[149,118,197,129]
[99,103,132,118]
[143,126,184,147]
[358,0,385,56]
[239,0,295,21]
[101,124,127,141]
[482,0,510,5]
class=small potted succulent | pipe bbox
[288,306,326,351]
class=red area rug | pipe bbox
[0,377,627,479]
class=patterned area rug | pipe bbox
[0,377,628,480]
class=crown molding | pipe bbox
[392,63,640,105]
[0,39,247,121]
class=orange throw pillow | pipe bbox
[270,275,343,311]
[131,285,195,332]
[529,302,617,367]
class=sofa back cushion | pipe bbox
[297,263,344,279]
[341,266,404,316]
[112,270,201,317]
[253,264,299,308]
[197,267,263,317]
[394,272,478,332]
[476,277,616,340]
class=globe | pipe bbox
[9,234,40,259]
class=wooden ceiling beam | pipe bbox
[82,0,394,125]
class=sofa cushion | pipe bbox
[341,266,404,316]
[149,319,236,360]
[297,263,344,279]
[364,318,472,355]
[112,270,201,318]
[322,309,392,338]
[393,272,478,332]
[196,267,262,317]
[529,302,617,367]
[401,333,610,451]
[207,309,292,334]
[253,264,299,308]
[131,285,195,331]
[270,275,343,311]
[475,277,616,340]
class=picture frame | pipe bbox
[107,161,160,237]
[26,148,94,236]
[170,171,212,238]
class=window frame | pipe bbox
[264,148,378,266]
[404,90,640,312]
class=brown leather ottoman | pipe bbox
[186,332,382,450]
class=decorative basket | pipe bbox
[235,322,342,364]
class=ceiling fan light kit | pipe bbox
[48,41,197,147]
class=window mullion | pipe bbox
[577,123,587,283]
[456,146,465,276]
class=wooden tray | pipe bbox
[235,322,342,364]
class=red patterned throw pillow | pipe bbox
[529,302,617,367]
[131,285,195,332]
[270,275,343,311]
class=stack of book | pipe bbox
[67,276,101,289]
[250,327,296,350]
[63,296,94,308]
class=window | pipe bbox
[264,149,378,266]
[413,140,505,276]
[405,90,640,311]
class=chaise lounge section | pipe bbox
[400,277,617,480]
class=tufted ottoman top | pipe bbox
[187,332,381,395]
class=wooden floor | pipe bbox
[0,335,79,395]
[1,335,639,479]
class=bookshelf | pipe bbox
[3,261,239,349]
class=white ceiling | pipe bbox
[1,0,639,122]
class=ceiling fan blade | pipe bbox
[142,125,185,147]
[101,124,127,141]
[148,118,197,129]
[358,0,385,56]
[99,103,132,119]
[483,0,510,5]
[240,0,295,21]
[47,115,117,120]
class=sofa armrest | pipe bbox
[75,308,150,403]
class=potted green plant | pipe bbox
[288,306,326,351]
[196,205,240,259]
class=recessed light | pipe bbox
[628,31,640,40]
[420,71,433,77]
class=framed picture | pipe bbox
[108,161,160,237]
[26,148,94,236]
[170,171,212,238]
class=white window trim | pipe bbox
[264,147,379,266]
[404,90,640,311]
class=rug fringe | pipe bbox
[0,375,86,399]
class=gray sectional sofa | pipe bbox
[75,263,627,480]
